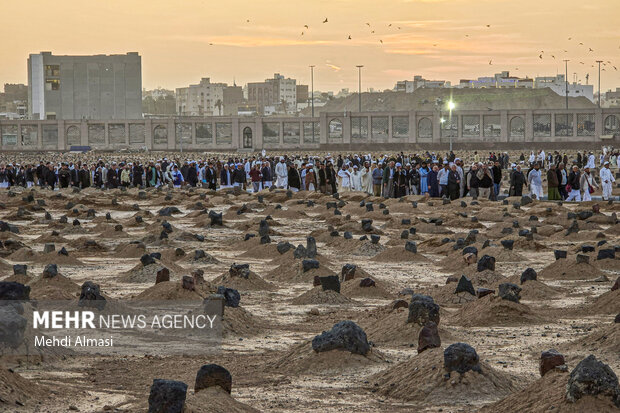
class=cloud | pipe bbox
[153,34,334,47]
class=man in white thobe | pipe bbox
[275,158,288,188]
[350,165,362,191]
[600,161,615,200]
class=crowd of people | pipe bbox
[0,148,617,201]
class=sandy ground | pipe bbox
[0,182,619,413]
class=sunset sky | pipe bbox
[1,0,619,92]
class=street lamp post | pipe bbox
[310,65,315,141]
[596,60,603,108]
[563,59,569,109]
[448,100,455,152]
[356,65,364,112]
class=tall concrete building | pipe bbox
[176,77,228,116]
[222,85,244,116]
[27,52,142,120]
[247,73,297,114]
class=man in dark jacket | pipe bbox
[491,161,502,200]
[45,164,57,189]
[186,162,198,187]
[287,164,301,191]
[58,164,71,188]
[546,163,561,200]
[510,165,526,196]
[325,163,337,194]
[107,163,119,188]
[205,163,218,190]
[79,164,91,188]
[566,165,581,201]
[133,163,144,187]
[447,164,461,200]
[556,163,568,199]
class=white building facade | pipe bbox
[176,78,227,116]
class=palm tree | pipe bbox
[215,99,223,116]
[280,98,287,115]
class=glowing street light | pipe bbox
[447,100,456,152]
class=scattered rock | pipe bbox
[148,379,187,413]
[311,320,370,356]
[565,355,620,408]
[520,268,537,284]
[455,275,475,296]
[498,283,521,303]
[418,321,441,354]
[477,255,496,272]
[78,281,106,310]
[443,342,481,374]
[407,294,440,326]
[195,364,232,394]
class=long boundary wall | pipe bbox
[1,109,619,152]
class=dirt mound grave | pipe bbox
[370,347,519,405]
[450,294,543,327]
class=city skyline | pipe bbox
[1,0,619,92]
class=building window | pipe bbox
[45,65,60,77]
[45,79,60,91]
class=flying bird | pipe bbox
[551,55,555,59]
[379,40,383,44]
[539,54,543,59]
[489,60,492,65]
[614,66,618,71]
[397,26,401,29]
[568,37,572,40]
[371,30,375,33]
[348,35,352,40]
[301,32,304,36]
[366,23,371,26]
[388,23,392,27]
[579,42,583,45]
[579,62,584,64]
[323,18,328,23]
[304,25,309,29]
[246,19,250,22]
[486,24,491,27]
[589,48,594,52]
